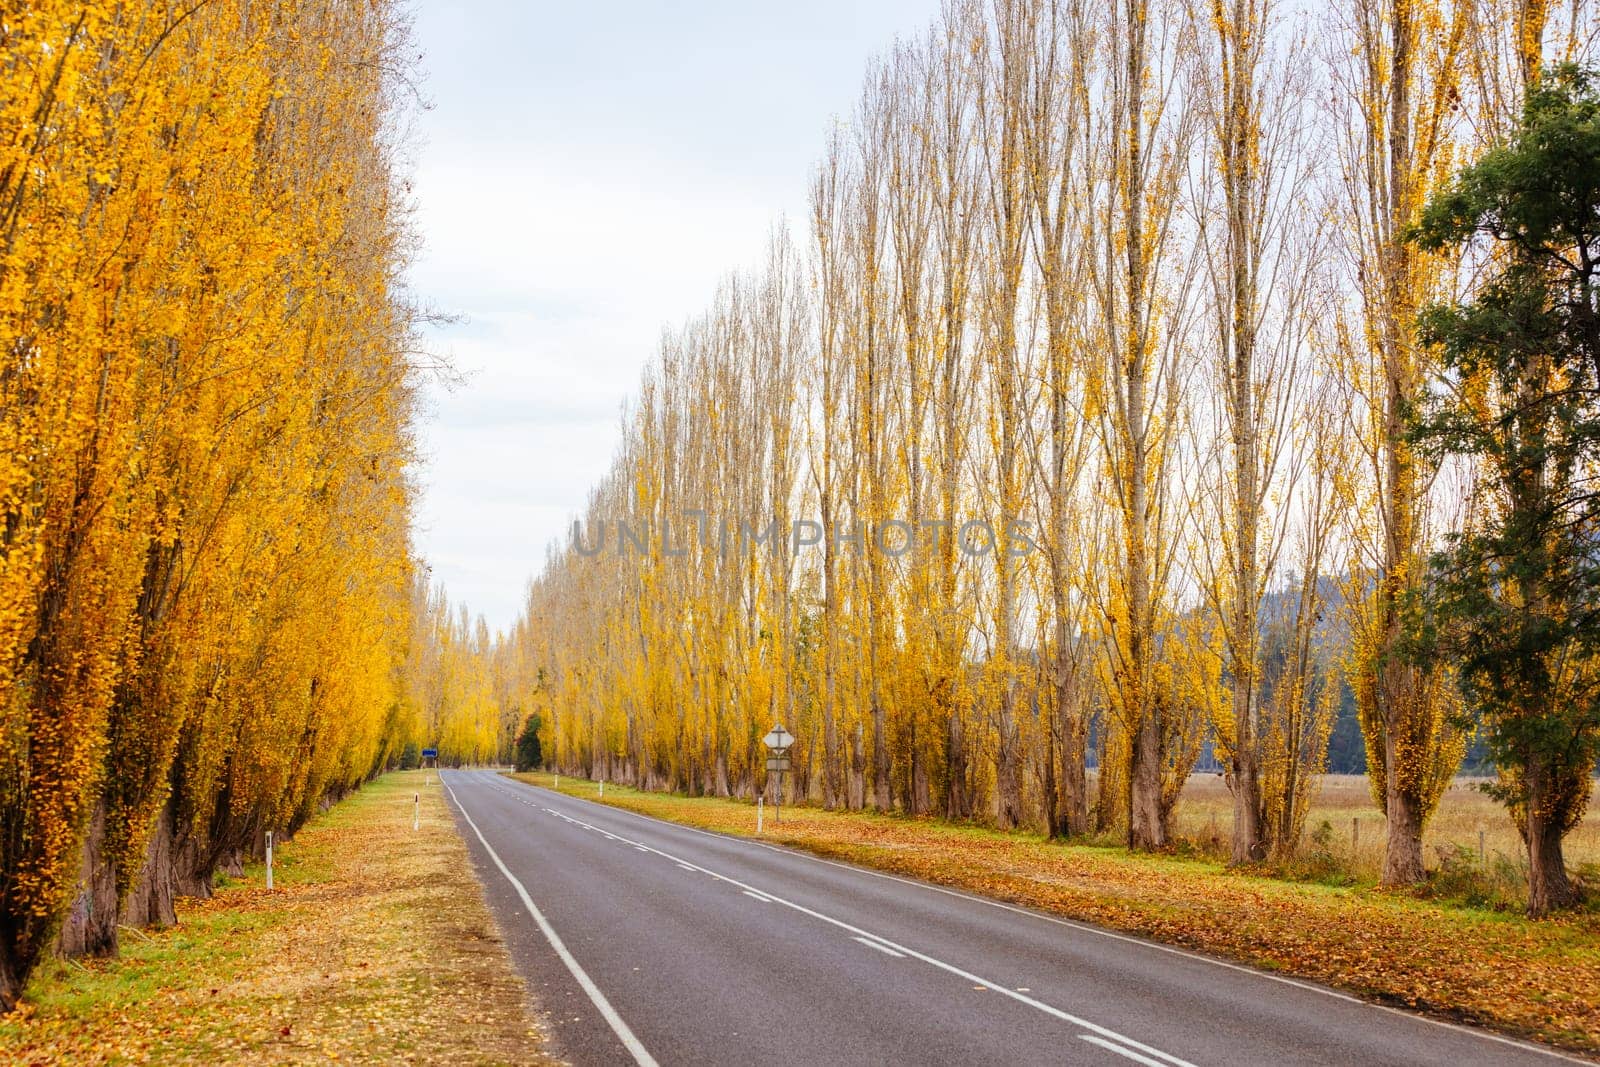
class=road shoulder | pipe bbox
[0,770,553,1065]
[508,770,1600,1058]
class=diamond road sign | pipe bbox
[762,724,794,752]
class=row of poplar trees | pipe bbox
[515,0,1600,915]
[0,1,426,1007]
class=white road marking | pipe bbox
[443,777,659,1067]
[1081,1034,1172,1067]
[519,791,1194,1067]
[742,890,772,902]
[497,775,1587,1066]
[852,936,906,958]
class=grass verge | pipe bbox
[0,770,551,1065]
[513,770,1600,1056]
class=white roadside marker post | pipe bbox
[265,831,274,890]
[414,792,420,831]
[757,794,764,834]
[599,778,604,798]
[554,774,559,790]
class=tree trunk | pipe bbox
[0,943,22,1013]
[56,800,119,959]
[1381,752,1426,885]
[1374,672,1432,884]
[1129,709,1165,849]
[1231,757,1264,864]
[848,724,866,811]
[1059,679,1089,836]
[1043,710,1060,838]
[121,798,179,930]
[1094,720,1119,834]
[910,723,931,816]
[872,693,891,812]
[1525,806,1576,917]
[823,708,840,811]
[946,707,970,819]
[173,829,214,901]
[995,686,1022,830]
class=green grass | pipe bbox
[0,771,550,1065]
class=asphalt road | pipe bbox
[441,769,1583,1067]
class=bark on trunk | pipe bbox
[1058,681,1089,836]
[848,724,866,811]
[910,724,931,816]
[1122,8,1161,850]
[174,830,215,901]
[1043,714,1060,839]
[1129,709,1165,849]
[822,712,840,810]
[1231,746,1264,864]
[995,685,1022,830]
[946,706,971,819]
[1525,809,1576,917]
[871,694,891,812]
[56,800,119,959]
[1381,756,1426,885]
[121,798,179,930]
[1094,721,1119,834]
[0,946,22,1014]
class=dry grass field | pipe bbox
[1169,773,1600,893]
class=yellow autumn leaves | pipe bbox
[0,0,423,1007]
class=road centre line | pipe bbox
[500,776,1587,1066]
[1082,1034,1172,1067]
[522,789,1194,1067]
[852,936,906,958]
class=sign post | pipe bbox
[265,831,274,890]
[762,723,794,826]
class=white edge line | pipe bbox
[1081,1034,1172,1067]
[508,783,1194,1067]
[495,774,1593,1066]
[443,777,659,1067]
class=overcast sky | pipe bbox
[407,0,941,632]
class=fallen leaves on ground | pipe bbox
[0,772,554,1065]
[516,772,1600,1055]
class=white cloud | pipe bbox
[407,0,942,631]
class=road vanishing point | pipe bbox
[441,770,1581,1067]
